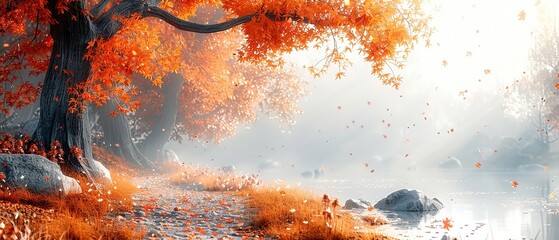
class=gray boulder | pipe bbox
[517,164,546,172]
[300,171,313,179]
[438,157,462,169]
[343,198,373,210]
[374,189,444,212]
[0,154,81,195]
[219,165,236,173]
[162,149,180,163]
[314,168,325,179]
[89,159,111,183]
[257,159,281,170]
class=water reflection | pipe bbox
[303,171,559,239]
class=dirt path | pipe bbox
[129,175,261,239]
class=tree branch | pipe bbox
[90,0,111,18]
[142,6,258,33]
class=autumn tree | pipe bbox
[505,25,559,149]
[1,0,430,179]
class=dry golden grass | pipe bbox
[0,148,144,239]
[240,186,395,240]
[168,163,260,191]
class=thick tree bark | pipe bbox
[140,73,184,161]
[33,0,96,178]
[95,99,154,168]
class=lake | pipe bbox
[299,171,559,240]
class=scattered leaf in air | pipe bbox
[2,43,8,48]
[483,69,491,74]
[511,181,519,188]
[405,154,409,158]
[475,162,482,168]
[364,163,368,168]
[367,206,374,211]
[370,169,374,173]
[442,60,448,67]
[443,218,453,230]
[45,176,50,181]
[518,10,526,21]
[1,162,6,168]
[337,106,342,110]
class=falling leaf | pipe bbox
[442,60,448,67]
[555,83,559,89]
[2,43,8,48]
[518,10,526,21]
[364,163,369,168]
[45,176,50,181]
[370,169,375,173]
[443,217,453,230]
[367,206,374,211]
[483,69,491,74]
[132,50,138,56]
[1,161,6,168]
[475,162,482,168]
[337,106,342,110]
[511,181,519,188]
[405,154,409,158]
[54,96,59,102]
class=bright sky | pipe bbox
[170,0,555,178]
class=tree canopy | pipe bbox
[0,0,431,176]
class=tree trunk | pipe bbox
[95,99,154,168]
[32,1,98,179]
[140,73,184,161]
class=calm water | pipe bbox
[300,171,559,240]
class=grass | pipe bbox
[167,162,393,239]
[168,162,261,191]
[0,147,145,239]
[239,185,394,240]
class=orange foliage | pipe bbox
[2,0,430,131]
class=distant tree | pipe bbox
[1,0,431,179]
[505,25,559,146]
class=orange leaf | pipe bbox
[475,162,481,168]
[442,217,453,230]
[511,181,519,188]
[518,10,526,21]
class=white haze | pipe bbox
[169,0,557,181]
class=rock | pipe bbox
[374,189,444,212]
[343,198,373,210]
[300,171,313,179]
[219,165,236,173]
[314,168,325,179]
[89,159,112,183]
[257,159,281,170]
[438,157,462,169]
[362,213,390,225]
[517,164,546,172]
[0,154,82,195]
[162,149,180,163]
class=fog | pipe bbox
[169,0,558,183]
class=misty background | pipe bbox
[169,0,558,181]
